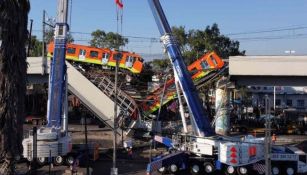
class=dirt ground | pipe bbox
[16,146,164,175]
[16,124,307,175]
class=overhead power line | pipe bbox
[226,26,307,36]
[233,33,307,41]
[32,26,307,43]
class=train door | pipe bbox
[78,49,86,61]
[102,52,110,65]
[125,56,134,68]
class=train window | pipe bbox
[138,57,144,63]
[115,53,123,61]
[90,51,99,58]
[200,61,209,69]
[67,47,76,54]
[189,68,198,76]
[210,56,218,66]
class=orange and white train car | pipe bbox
[47,42,144,74]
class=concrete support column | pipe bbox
[215,77,230,135]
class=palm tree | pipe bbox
[0,0,30,174]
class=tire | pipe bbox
[203,162,215,174]
[237,166,248,175]
[272,166,280,175]
[157,166,167,174]
[284,166,296,175]
[190,163,203,175]
[66,155,74,166]
[37,157,47,166]
[54,156,64,166]
[168,164,178,174]
[225,165,236,175]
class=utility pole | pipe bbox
[111,53,120,175]
[27,19,33,57]
[32,127,37,175]
[264,95,271,175]
[84,114,90,175]
[42,10,47,75]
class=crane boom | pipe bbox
[148,0,214,137]
[47,0,69,127]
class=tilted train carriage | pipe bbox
[47,42,144,74]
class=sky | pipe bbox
[29,0,307,60]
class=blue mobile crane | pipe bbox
[146,0,307,175]
[22,0,73,166]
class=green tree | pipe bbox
[89,29,128,49]
[172,23,245,65]
[0,0,30,174]
[28,35,42,57]
[150,58,170,73]
[172,26,188,52]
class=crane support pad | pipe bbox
[146,151,187,174]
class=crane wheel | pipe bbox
[169,164,178,173]
[157,166,166,174]
[66,155,74,166]
[54,156,64,166]
[203,162,214,174]
[190,163,203,175]
[226,165,235,175]
[237,166,248,175]
[285,167,295,175]
[272,166,280,175]
[37,157,47,165]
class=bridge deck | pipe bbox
[229,56,307,86]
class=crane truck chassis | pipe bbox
[148,135,307,175]
[146,0,307,174]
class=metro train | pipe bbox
[47,42,144,74]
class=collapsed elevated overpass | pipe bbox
[27,57,138,135]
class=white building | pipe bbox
[249,86,307,112]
